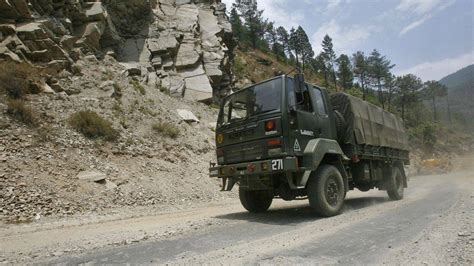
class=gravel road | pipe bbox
[1,170,472,265]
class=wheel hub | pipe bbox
[325,179,340,206]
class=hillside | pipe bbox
[0,0,236,223]
[438,64,474,131]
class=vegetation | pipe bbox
[6,99,38,126]
[152,121,180,139]
[69,111,119,141]
[0,62,42,99]
[228,0,472,155]
[130,79,146,95]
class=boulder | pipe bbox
[184,74,213,102]
[41,83,55,94]
[175,0,192,5]
[15,22,47,41]
[85,2,106,22]
[175,43,200,69]
[120,62,141,76]
[77,171,106,182]
[176,109,200,123]
[147,35,178,56]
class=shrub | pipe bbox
[69,111,119,141]
[6,99,37,126]
[152,121,180,139]
[130,79,146,95]
[0,62,42,99]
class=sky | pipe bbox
[221,0,474,81]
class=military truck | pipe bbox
[209,74,409,216]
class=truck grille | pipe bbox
[224,144,264,164]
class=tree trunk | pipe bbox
[361,75,366,100]
[331,64,337,91]
[401,94,406,120]
[446,94,452,124]
[377,78,384,109]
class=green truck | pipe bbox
[209,74,410,216]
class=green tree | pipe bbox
[296,26,314,70]
[385,74,396,112]
[352,51,369,100]
[367,49,395,109]
[229,6,245,42]
[276,26,290,58]
[235,0,266,49]
[395,74,423,121]
[423,80,448,122]
[288,27,300,65]
[314,52,328,86]
[322,34,337,90]
[336,54,353,91]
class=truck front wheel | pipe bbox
[386,166,404,200]
[239,187,273,213]
[307,165,345,217]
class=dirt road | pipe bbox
[1,171,473,264]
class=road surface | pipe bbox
[1,171,472,264]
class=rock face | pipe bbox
[0,0,234,103]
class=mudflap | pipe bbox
[221,177,238,191]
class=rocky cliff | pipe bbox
[0,0,234,102]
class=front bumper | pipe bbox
[209,157,299,178]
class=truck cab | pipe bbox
[210,74,408,216]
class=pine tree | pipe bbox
[229,5,245,42]
[235,0,266,49]
[315,52,328,86]
[423,80,448,122]
[336,54,353,91]
[367,49,395,109]
[296,26,314,70]
[276,26,290,58]
[321,34,337,90]
[395,74,423,121]
[288,27,300,65]
[352,51,369,99]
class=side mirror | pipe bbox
[293,73,307,105]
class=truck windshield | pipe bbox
[218,78,282,126]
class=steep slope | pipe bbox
[0,0,236,223]
[438,64,474,131]
[0,0,234,102]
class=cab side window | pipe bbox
[313,87,327,115]
[287,79,313,113]
[301,85,313,112]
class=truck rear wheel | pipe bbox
[239,187,273,213]
[307,165,345,217]
[386,166,404,200]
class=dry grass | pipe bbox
[130,79,146,95]
[6,99,38,126]
[152,121,180,139]
[69,111,119,141]
[235,49,323,88]
[0,62,43,99]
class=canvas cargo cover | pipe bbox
[330,93,409,151]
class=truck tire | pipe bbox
[386,166,404,200]
[239,187,273,213]
[307,165,345,217]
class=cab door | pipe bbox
[287,82,318,156]
[309,86,332,138]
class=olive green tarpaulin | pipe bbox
[330,93,409,151]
